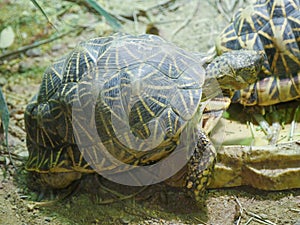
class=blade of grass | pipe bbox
[85,0,121,30]
[0,88,14,167]
[30,0,58,31]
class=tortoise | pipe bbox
[215,0,300,142]
[24,33,263,200]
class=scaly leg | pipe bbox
[186,129,217,201]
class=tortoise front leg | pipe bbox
[186,129,217,201]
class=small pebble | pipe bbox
[13,113,24,121]
[44,217,51,222]
[25,48,42,57]
[5,193,11,199]
[27,203,36,212]
[0,77,7,86]
[259,213,268,219]
[65,203,71,209]
[51,44,63,52]
[119,217,130,224]
[294,218,300,225]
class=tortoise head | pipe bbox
[204,49,264,97]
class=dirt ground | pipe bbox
[0,0,300,224]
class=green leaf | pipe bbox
[0,87,9,148]
[85,0,121,30]
[222,110,230,119]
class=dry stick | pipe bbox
[0,29,80,62]
[214,0,246,22]
[290,208,300,213]
[234,196,244,225]
[244,217,254,225]
[171,1,201,40]
[246,211,277,225]
[194,217,209,225]
[215,0,231,22]
[146,0,176,11]
[234,196,277,225]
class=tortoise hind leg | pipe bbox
[186,129,217,201]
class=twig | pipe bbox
[0,29,80,62]
[215,0,232,22]
[194,217,209,225]
[146,0,177,11]
[214,0,247,23]
[234,196,277,225]
[171,1,200,40]
[290,208,300,213]
[246,211,277,225]
[244,217,253,225]
[234,196,243,225]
